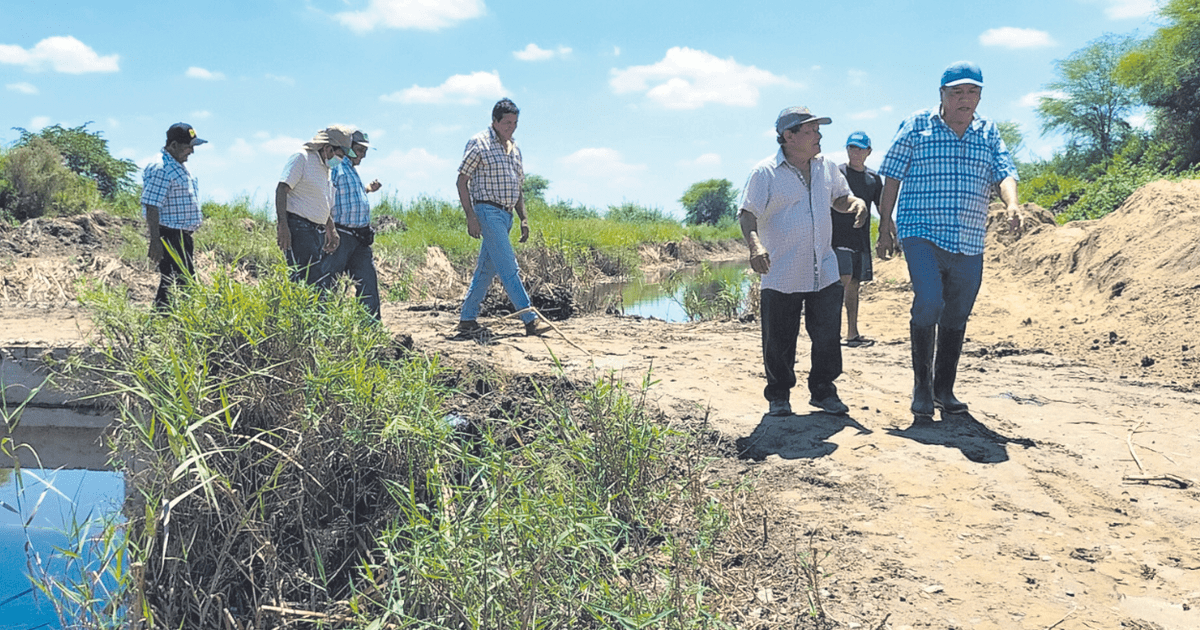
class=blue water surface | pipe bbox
[0,469,125,630]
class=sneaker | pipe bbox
[456,320,482,332]
[524,319,554,337]
[767,400,792,416]
[808,395,849,415]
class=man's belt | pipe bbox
[472,199,513,212]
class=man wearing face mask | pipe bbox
[876,61,1022,418]
[276,125,356,286]
[325,129,383,319]
[142,122,207,310]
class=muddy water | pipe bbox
[593,260,752,322]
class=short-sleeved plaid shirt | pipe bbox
[459,126,523,210]
[331,160,370,227]
[140,150,202,231]
[879,109,1018,256]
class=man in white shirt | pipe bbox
[275,126,355,286]
[739,107,867,417]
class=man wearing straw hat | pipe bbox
[275,125,356,287]
[142,122,207,310]
[326,129,383,319]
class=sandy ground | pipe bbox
[3,181,1199,629]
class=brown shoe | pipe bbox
[456,320,482,333]
[524,319,553,337]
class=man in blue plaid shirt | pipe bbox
[877,61,1024,418]
[325,129,383,319]
[141,122,207,309]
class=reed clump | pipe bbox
[72,265,748,628]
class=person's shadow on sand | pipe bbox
[886,411,1036,464]
[736,411,872,461]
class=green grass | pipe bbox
[58,264,743,628]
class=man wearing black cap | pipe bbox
[877,61,1022,418]
[739,106,866,417]
[325,129,383,319]
[141,122,207,309]
[836,131,881,348]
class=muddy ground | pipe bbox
[2,181,1199,629]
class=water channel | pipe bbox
[601,259,752,322]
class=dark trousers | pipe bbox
[321,227,381,320]
[154,227,195,309]
[286,213,334,288]
[760,283,843,403]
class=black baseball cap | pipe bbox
[166,123,207,146]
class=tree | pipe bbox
[1117,0,1200,167]
[679,178,737,226]
[1037,34,1139,162]
[996,121,1026,161]
[521,174,550,204]
[13,122,137,198]
[0,137,100,220]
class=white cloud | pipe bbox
[186,66,225,80]
[335,0,484,33]
[266,74,295,86]
[106,117,119,129]
[190,110,212,120]
[1019,90,1066,108]
[610,47,792,109]
[979,27,1056,49]
[613,46,621,57]
[678,153,721,168]
[6,82,37,94]
[561,148,646,180]
[0,36,118,73]
[380,71,506,104]
[847,69,867,86]
[848,106,893,121]
[227,134,306,160]
[513,43,571,61]
[30,116,51,130]
[1100,0,1157,19]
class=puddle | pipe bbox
[595,260,752,322]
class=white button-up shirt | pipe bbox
[739,150,850,293]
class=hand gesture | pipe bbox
[367,179,382,193]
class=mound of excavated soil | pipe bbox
[865,179,1200,388]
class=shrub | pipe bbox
[0,137,91,220]
[605,201,676,224]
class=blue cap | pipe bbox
[846,131,871,149]
[941,61,983,88]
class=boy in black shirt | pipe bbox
[835,131,882,347]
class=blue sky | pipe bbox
[1,0,1162,219]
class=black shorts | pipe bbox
[835,248,873,282]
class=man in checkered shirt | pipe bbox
[454,98,552,337]
[141,122,207,310]
[325,129,383,320]
[877,61,1024,418]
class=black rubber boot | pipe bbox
[910,324,936,417]
[934,327,969,413]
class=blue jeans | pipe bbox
[460,203,535,324]
[760,283,843,403]
[286,213,334,289]
[320,227,380,320]
[901,237,982,330]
